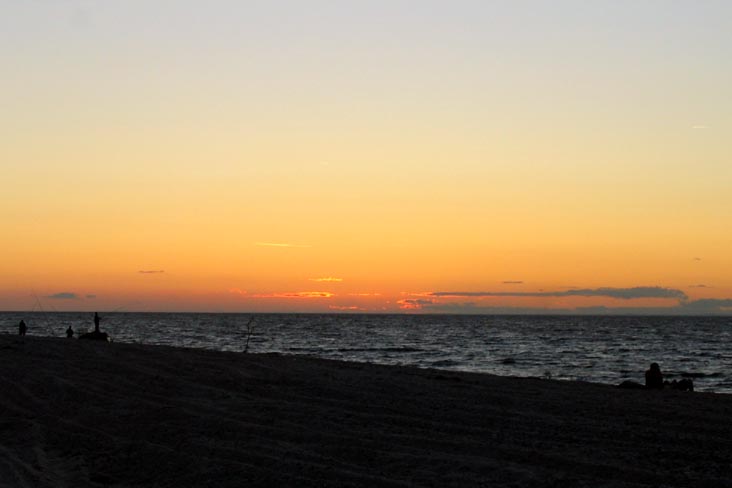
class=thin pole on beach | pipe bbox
[243,316,255,353]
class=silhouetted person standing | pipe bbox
[19,320,27,336]
[79,312,108,341]
[645,362,663,389]
[66,326,74,338]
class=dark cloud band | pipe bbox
[430,287,688,300]
[418,298,732,315]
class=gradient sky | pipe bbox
[2,1,731,313]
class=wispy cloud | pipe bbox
[430,286,687,301]
[691,125,709,130]
[400,291,434,297]
[309,277,343,283]
[329,305,367,311]
[502,281,524,285]
[689,284,710,288]
[47,292,79,300]
[139,270,164,274]
[252,291,334,299]
[397,298,437,310]
[255,242,311,248]
[228,288,248,295]
[86,294,97,299]
[348,293,382,297]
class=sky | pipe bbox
[1,1,731,313]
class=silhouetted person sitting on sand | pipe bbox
[645,363,664,389]
[618,362,693,392]
[19,320,27,336]
[66,326,74,338]
[665,378,694,392]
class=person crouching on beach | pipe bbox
[645,363,663,389]
[19,320,27,336]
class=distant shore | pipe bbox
[2,334,731,487]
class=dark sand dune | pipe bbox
[1,335,731,487]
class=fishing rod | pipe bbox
[30,290,55,336]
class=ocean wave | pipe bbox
[336,346,424,353]
[430,359,461,367]
[284,346,425,354]
[680,372,723,378]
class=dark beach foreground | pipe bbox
[1,335,730,487]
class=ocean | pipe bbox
[4,312,731,393]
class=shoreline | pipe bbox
[4,313,730,394]
[2,335,731,487]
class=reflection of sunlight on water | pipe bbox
[5,312,732,393]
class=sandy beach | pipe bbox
[1,335,731,487]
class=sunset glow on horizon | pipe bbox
[2,1,731,314]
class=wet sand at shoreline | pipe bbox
[2,335,731,487]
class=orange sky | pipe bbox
[2,2,731,313]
